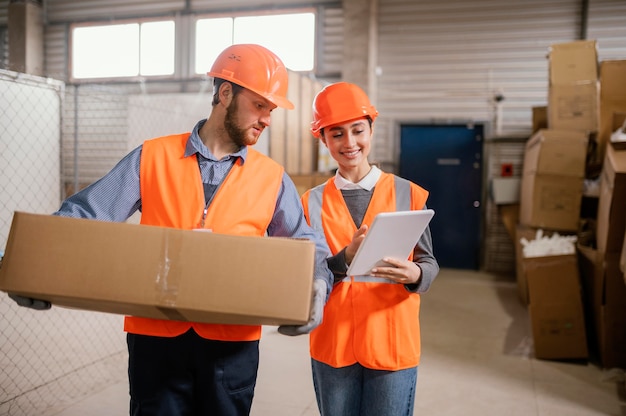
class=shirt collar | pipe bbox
[185,119,248,162]
[334,165,381,191]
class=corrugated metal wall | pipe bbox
[587,0,626,59]
[373,0,626,167]
[374,0,578,162]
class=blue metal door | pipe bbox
[399,124,483,270]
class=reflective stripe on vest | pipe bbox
[124,134,283,341]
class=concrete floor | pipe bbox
[50,268,625,416]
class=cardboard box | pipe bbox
[532,106,548,134]
[515,225,577,305]
[499,204,519,241]
[522,129,588,177]
[549,40,598,85]
[610,112,626,151]
[600,60,626,100]
[290,173,333,196]
[0,212,316,326]
[596,144,626,253]
[519,173,583,231]
[578,246,626,368]
[515,224,536,305]
[548,82,599,133]
[523,251,588,360]
[597,61,626,161]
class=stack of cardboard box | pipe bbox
[516,41,598,361]
[516,40,626,365]
[578,144,626,369]
[578,52,626,369]
[517,129,589,360]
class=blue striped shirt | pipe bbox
[55,119,333,289]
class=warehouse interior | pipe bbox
[1,0,626,415]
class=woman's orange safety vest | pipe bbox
[123,133,284,341]
[302,172,428,370]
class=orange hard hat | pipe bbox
[310,82,378,138]
[208,44,294,110]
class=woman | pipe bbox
[301,82,439,416]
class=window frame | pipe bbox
[69,17,178,83]
[191,7,318,77]
[67,7,317,83]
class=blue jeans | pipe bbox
[311,359,418,416]
[127,329,259,416]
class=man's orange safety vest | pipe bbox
[302,172,428,370]
[123,133,284,341]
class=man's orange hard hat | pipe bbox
[310,82,378,138]
[208,43,294,110]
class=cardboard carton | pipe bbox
[522,129,588,177]
[596,144,626,253]
[548,82,599,133]
[289,173,333,196]
[578,245,626,368]
[548,40,598,85]
[0,212,316,326]
[532,106,548,134]
[523,251,588,360]
[519,173,583,232]
[597,61,626,161]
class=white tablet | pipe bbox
[346,209,435,276]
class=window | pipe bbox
[72,20,175,79]
[195,12,315,74]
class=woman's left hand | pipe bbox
[371,257,421,285]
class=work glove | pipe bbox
[8,294,51,310]
[278,279,327,336]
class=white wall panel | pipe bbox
[45,0,186,23]
[0,0,7,26]
[375,0,579,154]
[588,0,626,60]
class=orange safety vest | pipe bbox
[123,133,284,341]
[302,172,429,370]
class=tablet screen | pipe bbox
[346,209,435,276]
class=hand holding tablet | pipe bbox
[346,209,435,276]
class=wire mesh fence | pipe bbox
[0,67,322,415]
[0,70,129,415]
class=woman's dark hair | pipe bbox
[212,78,243,106]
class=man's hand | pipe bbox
[278,279,327,336]
[8,294,51,310]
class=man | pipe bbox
[10,43,332,415]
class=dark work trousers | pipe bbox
[127,328,260,416]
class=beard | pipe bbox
[224,96,250,148]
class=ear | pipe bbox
[319,135,328,147]
[218,82,233,106]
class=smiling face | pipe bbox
[320,117,373,182]
[225,87,276,147]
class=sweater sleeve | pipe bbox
[326,247,349,284]
[405,224,439,293]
